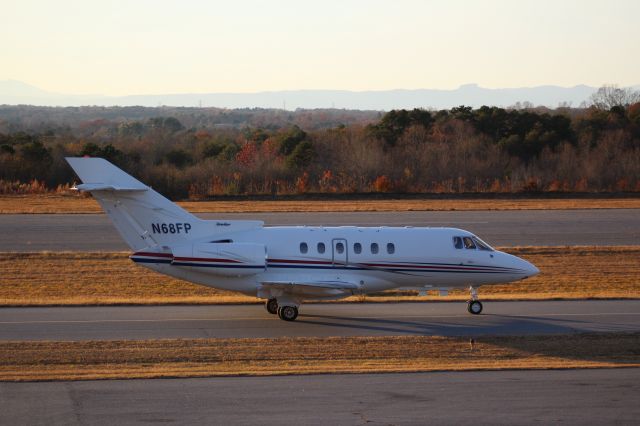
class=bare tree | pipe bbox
[589,85,640,110]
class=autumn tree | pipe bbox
[589,85,640,110]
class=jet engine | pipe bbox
[171,242,266,277]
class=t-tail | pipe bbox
[66,157,262,251]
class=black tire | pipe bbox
[467,300,483,315]
[277,305,298,321]
[265,298,278,315]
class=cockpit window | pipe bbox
[472,236,493,251]
[453,236,463,249]
[455,235,493,251]
[463,237,476,249]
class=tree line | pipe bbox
[1,93,639,199]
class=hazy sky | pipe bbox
[2,0,639,95]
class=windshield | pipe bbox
[472,236,494,251]
[453,235,495,251]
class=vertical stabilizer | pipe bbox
[66,157,200,250]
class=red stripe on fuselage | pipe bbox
[268,258,507,271]
[268,258,333,265]
[173,256,241,263]
[132,252,173,258]
[360,262,505,271]
[132,252,242,264]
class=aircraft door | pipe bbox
[332,238,348,267]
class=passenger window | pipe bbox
[317,242,325,254]
[387,243,395,254]
[371,243,379,254]
[354,242,362,254]
[335,242,344,254]
[453,236,463,249]
[463,237,476,249]
[300,242,308,254]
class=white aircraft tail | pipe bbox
[66,157,204,250]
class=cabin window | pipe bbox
[335,242,345,254]
[317,242,326,254]
[300,242,308,254]
[371,243,379,254]
[463,237,476,249]
[453,236,463,249]
[354,242,362,254]
[387,243,395,254]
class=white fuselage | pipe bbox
[133,225,538,300]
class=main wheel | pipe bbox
[265,298,278,315]
[467,300,483,315]
[277,305,299,321]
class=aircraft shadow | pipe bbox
[295,312,635,337]
[294,313,640,365]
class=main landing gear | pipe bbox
[265,298,279,315]
[467,286,483,315]
[264,298,299,321]
[277,305,299,321]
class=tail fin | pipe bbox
[66,157,200,250]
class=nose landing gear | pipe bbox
[467,286,483,315]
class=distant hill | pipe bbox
[1,80,637,110]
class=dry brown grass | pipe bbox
[0,246,638,306]
[0,252,248,305]
[0,333,637,381]
[2,194,640,214]
[470,246,640,300]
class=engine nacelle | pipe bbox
[171,242,266,277]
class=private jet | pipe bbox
[66,157,539,321]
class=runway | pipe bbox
[1,300,638,341]
[2,368,638,425]
[1,209,639,250]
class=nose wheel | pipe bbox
[467,300,483,314]
[467,286,483,315]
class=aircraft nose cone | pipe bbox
[522,259,540,278]
[497,251,539,280]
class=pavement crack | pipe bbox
[64,382,87,426]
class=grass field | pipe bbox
[2,194,640,214]
[1,333,637,381]
[0,246,638,306]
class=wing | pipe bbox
[261,279,360,290]
[259,279,362,299]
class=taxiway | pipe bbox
[1,300,638,341]
[1,368,638,425]
[1,209,639,251]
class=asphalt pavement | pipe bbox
[1,368,638,425]
[1,209,639,250]
[1,300,638,341]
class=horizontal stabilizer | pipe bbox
[74,183,148,192]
